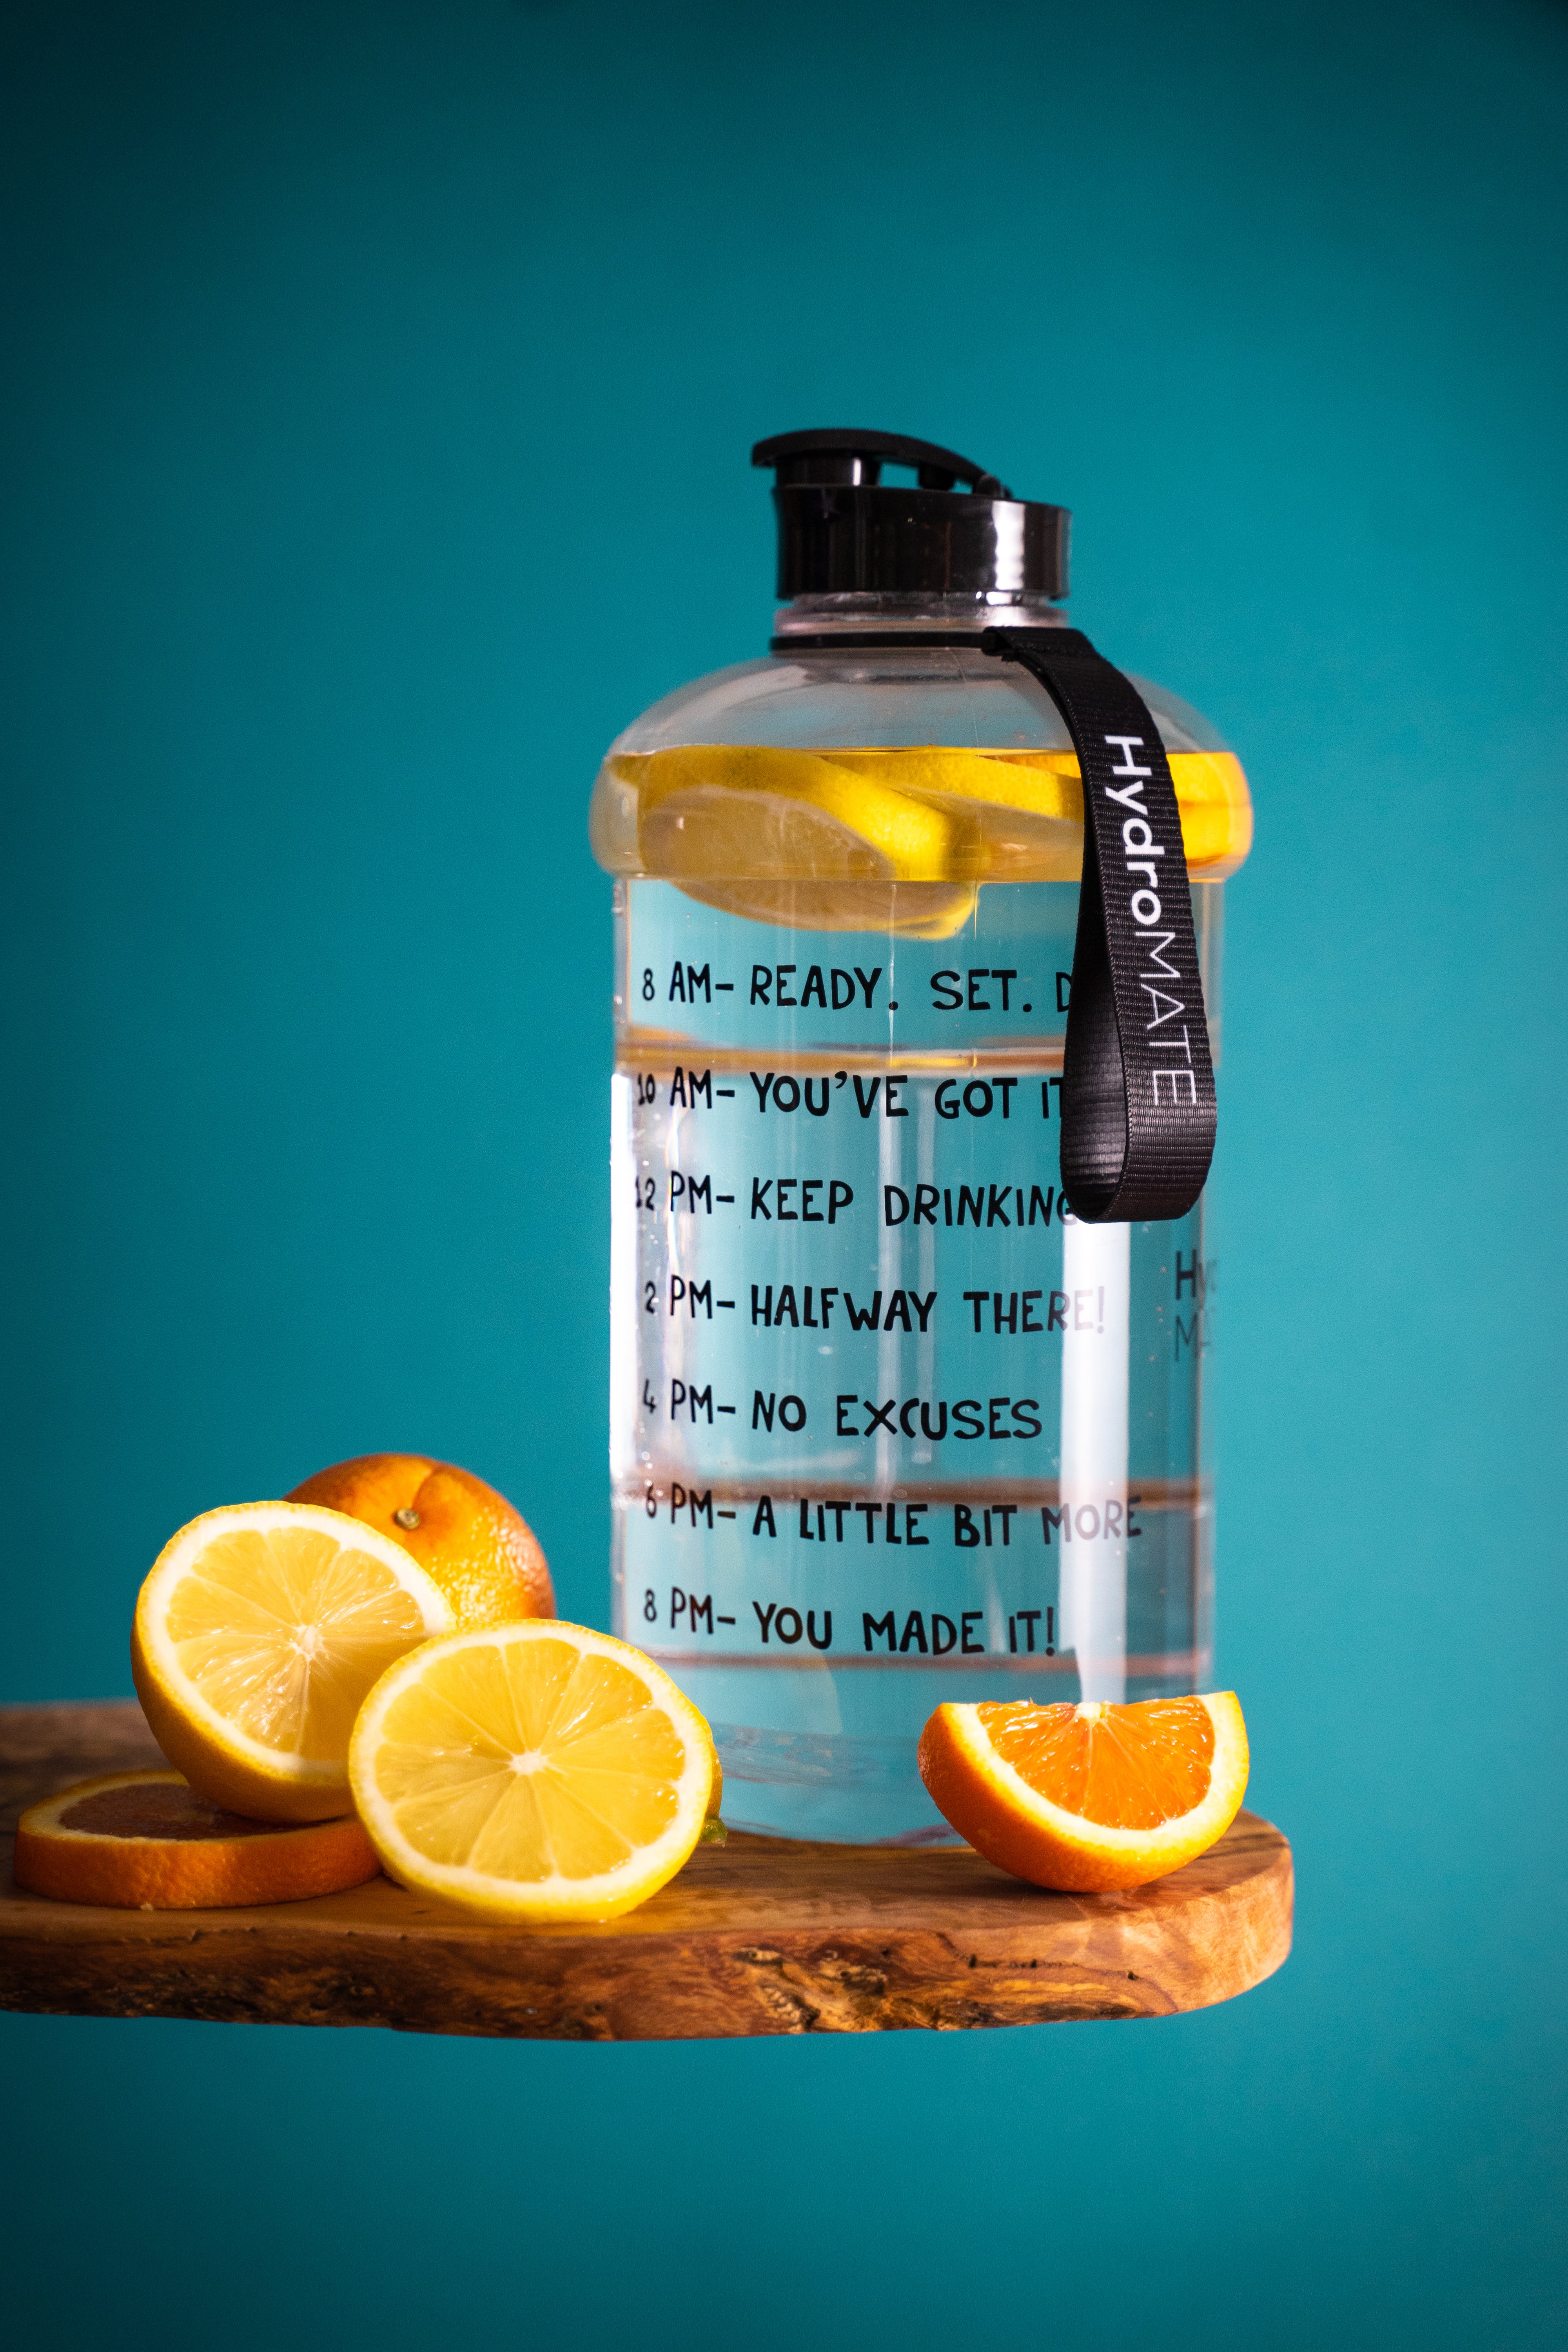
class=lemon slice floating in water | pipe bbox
[608,742,1250,934]
[627,745,980,937]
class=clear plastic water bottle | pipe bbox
[590,429,1252,1842]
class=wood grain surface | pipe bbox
[0,1702,1292,2040]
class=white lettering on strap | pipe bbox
[1140,985,1186,1029]
[1122,818,1163,853]
[1104,735,1152,776]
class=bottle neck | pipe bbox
[771,590,1067,641]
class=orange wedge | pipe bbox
[13,1769,379,1909]
[918,1692,1249,1892]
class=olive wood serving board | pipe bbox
[0,1702,1291,2040]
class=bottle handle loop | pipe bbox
[981,627,1217,1223]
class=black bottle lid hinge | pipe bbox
[750,426,1069,601]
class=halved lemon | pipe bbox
[348,1621,717,1924]
[918,1692,1249,1892]
[131,1503,453,1822]
[622,747,978,938]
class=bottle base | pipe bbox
[710,1721,964,1845]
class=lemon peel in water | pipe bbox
[608,744,1250,935]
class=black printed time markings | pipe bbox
[649,964,734,1005]
[643,1381,1054,1446]
[626,1489,1145,1660]
[637,959,1061,1021]
[636,1494,1142,1548]
[743,1074,1066,1124]
[632,1070,1069,1122]
[639,1170,736,1214]
[633,1589,1060,1659]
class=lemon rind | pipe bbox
[613,747,1252,881]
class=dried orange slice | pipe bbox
[13,1769,379,1909]
[349,1621,716,1924]
[132,1502,453,1822]
[918,1693,1249,1892]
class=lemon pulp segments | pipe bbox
[376,1637,682,1878]
[350,1625,716,1922]
[163,1521,437,1760]
[132,1503,454,1818]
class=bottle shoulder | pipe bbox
[589,645,1250,893]
[606,646,1233,758]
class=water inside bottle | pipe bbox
[608,750,1226,1842]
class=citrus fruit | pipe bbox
[618,747,978,937]
[608,742,1252,910]
[287,1453,554,1630]
[918,1692,1249,1892]
[830,747,1087,878]
[349,1621,717,1924]
[13,1769,379,1909]
[131,1502,453,1822]
[836,746,1253,880]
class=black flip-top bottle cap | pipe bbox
[751,428,1069,600]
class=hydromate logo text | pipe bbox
[1103,733,1200,1109]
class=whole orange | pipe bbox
[287,1454,554,1631]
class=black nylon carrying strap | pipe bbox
[980,626,1216,1223]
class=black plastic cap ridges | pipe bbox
[751,428,1069,601]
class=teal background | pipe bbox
[3,1,1565,2343]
